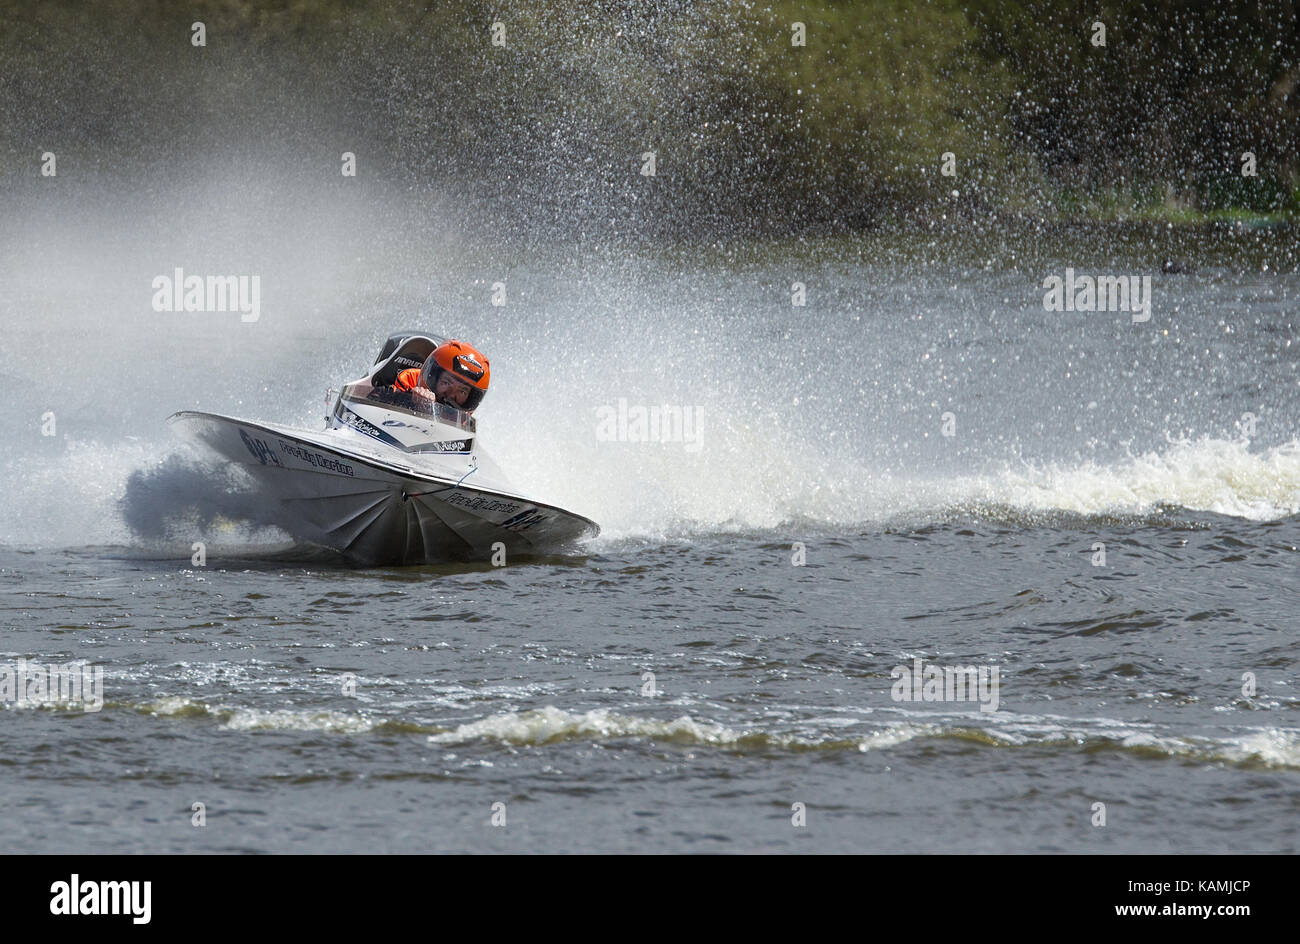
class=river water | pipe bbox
[1,190,1296,852]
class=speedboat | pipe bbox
[169,332,599,565]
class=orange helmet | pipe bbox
[420,339,490,411]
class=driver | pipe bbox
[376,339,490,414]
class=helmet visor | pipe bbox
[421,364,486,412]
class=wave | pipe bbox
[51,699,1289,769]
[425,706,1300,769]
[583,435,1300,537]
[945,436,1300,524]
[142,696,378,734]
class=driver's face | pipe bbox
[435,372,472,406]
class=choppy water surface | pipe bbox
[1,225,1297,853]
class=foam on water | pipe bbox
[18,696,1286,770]
[144,696,377,734]
[426,706,751,747]
[420,706,1300,769]
[576,433,1300,538]
[972,436,1300,521]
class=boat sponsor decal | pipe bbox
[337,404,465,453]
[416,438,473,454]
[500,507,552,533]
[441,490,522,515]
[240,429,283,467]
[335,404,404,448]
[275,439,355,476]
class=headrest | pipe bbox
[370,335,439,386]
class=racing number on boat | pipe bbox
[240,429,282,467]
[500,508,551,533]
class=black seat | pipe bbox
[369,335,440,387]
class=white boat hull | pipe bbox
[169,411,599,565]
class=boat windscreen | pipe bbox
[341,383,476,432]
